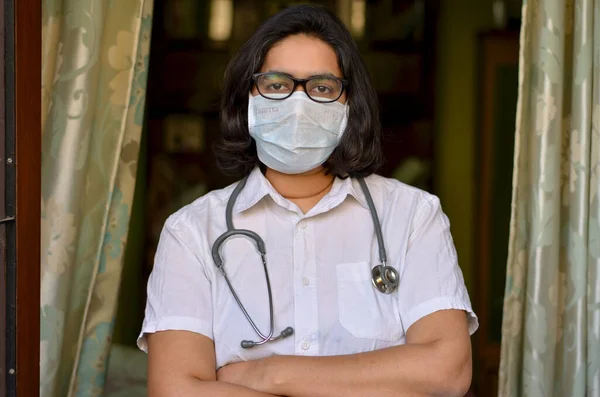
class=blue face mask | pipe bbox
[248,92,349,174]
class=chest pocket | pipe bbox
[336,261,403,342]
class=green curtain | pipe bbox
[499,0,599,396]
[40,1,154,396]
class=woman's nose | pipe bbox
[293,84,306,93]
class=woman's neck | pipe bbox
[265,167,335,213]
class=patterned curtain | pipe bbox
[40,1,154,396]
[499,0,599,396]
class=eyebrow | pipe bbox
[266,69,341,79]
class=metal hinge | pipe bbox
[0,216,15,224]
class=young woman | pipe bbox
[139,5,478,397]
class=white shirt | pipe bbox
[138,167,478,368]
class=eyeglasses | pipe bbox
[252,72,347,103]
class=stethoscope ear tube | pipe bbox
[214,175,289,348]
[215,230,278,347]
[241,326,294,349]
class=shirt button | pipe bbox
[301,341,310,350]
[298,220,307,229]
[302,277,310,286]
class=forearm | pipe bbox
[150,376,282,397]
[267,341,470,397]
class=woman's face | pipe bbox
[251,34,347,104]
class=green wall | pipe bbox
[434,0,496,292]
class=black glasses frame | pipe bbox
[252,72,348,103]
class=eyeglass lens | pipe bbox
[256,73,343,102]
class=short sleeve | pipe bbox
[137,216,214,353]
[397,196,478,335]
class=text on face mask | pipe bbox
[321,110,343,119]
[255,108,342,120]
[256,107,279,115]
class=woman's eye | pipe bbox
[266,82,289,91]
[315,85,332,93]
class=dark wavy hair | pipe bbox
[214,4,383,178]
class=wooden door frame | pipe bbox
[3,0,41,395]
[15,0,41,392]
[0,0,6,393]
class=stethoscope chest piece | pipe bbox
[371,264,399,294]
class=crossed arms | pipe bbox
[147,309,472,397]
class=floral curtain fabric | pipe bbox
[499,0,599,396]
[41,1,154,396]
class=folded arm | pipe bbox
[218,309,472,397]
[147,330,282,397]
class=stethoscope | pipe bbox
[211,175,399,349]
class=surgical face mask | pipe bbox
[248,92,349,174]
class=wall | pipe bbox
[434,0,496,291]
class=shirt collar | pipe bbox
[233,167,369,214]
[232,167,271,213]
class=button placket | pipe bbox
[293,218,319,354]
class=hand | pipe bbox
[217,357,274,394]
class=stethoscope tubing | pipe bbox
[212,174,399,348]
